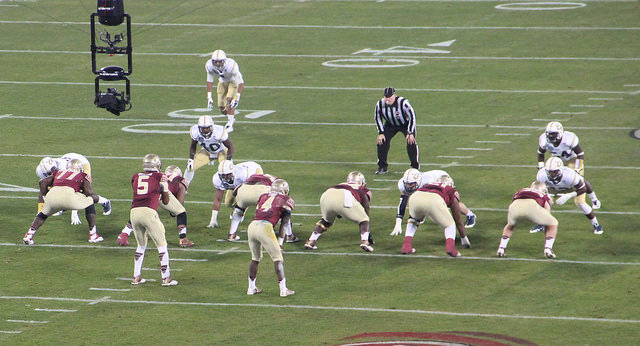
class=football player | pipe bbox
[536,157,603,234]
[227,173,300,243]
[118,165,194,248]
[537,121,600,209]
[497,181,559,259]
[35,153,111,224]
[129,154,178,287]
[205,49,244,132]
[246,179,295,297]
[391,168,477,236]
[304,171,374,252]
[23,159,108,245]
[209,160,262,229]
[401,174,471,257]
[184,115,235,185]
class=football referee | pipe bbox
[374,87,419,174]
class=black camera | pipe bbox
[95,87,131,116]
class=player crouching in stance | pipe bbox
[24,159,109,245]
[304,171,374,252]
[129,154,178,287]
[401,174,470,257]
[118,165,193,248]
[247,179,295,297]
[498,181,558,259]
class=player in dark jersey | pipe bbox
[246,179,295,297]
[23,159,109,245]
[129,154,178,287]
[304,171,374,253]
[497,181,559,259]
[118,165,193,248]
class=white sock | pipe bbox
[444,225,456,240]
[229,209,244,235]
[309,231,322,241]
[405,222,418,237]
[134,246,146,278]
[248,277,256,290]
[184,170,195,184]
[122,224,133,235]
[158,246,170,279]
[89,226,97,235]
[97,196,108,205]
[210,210,219,224]
[590,217,599,227]
[499,236,510,249]
[544,237,555,249]
[278,278,287,292]
[588,192,598,201]
[466,210,474,216]
[360,231,370,242]
[179,227,187,237]
[285,220,293,237]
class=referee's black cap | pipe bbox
[384,86,395,97]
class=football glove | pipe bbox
[390,218,403,236]
[186,159,194,171]
[71,210,82,225]
[555,192,576,205]
[207,93,214,110]
[229,99,238,109]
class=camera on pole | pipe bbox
[91,0,132,116]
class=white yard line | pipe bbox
[6,319,48,324]
[89,288,131,292]
[34,308,77,312]
[1,295,639,324]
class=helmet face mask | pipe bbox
[198,115,214,139]
[544,157,564,183]
[402,168,422,193]
[270,179,290,195]
[211,49,226,72]
[143,154,162,172]
[346,171,366,187]
[217,160,234,185]
[545,121,564,145]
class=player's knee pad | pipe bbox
[578,203,592,215]
[85,204,96,215]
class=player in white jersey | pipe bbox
[35,153,111,224]
[536,157,603,234]
[537,121,600,209]
[390,168,476,236]
[208,160,263,229]
[205,49,244,132]
[184,115,235,185]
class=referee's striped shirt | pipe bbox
[374,96,417,135]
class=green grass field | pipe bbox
[1,0,639,345]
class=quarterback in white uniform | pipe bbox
[390,168,476,236]
[208,160,263,228]
[206,49,244,132]
[536,157,603,234]
[537,121,600,209]
[35,153,111,224]
[184,115,234,185]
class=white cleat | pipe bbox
[131,276,147,285]
[88,233,104,243]
[280,289,295,297]
[247,287,262,295]
[544,247,556,259]
[162,278,178,287]
[497,247,506,257]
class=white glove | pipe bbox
[229,99,238,109]
[71,210,82,225]
[390,218,403,236]
[206,220,218,228]
[186,159,194,171]
[207,93,214,110]
[555,192,576,205]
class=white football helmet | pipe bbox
[143,153,162,172]
[211,49,227,72]
[530,181,548,195]
[346,171,366,187]
[402,168,422,193]
[217,160,234,185]
[544,157,564,183]
[198,115,214,139]
[68,159,85,173]
[545,121,564,145]
[270,179,290,195]
[436,174,455,188]
[36,157,57,178]
[165,165,182,177]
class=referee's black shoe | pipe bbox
[375,167,388,175]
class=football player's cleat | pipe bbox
[445,238,460,257]
[227,234,240,242]
[360,241,374,252]
[401,237,415,254]
[52,210,65,216]
[23,231,35,245]
[374,167,388,175]
[88,233,104,243]
[247,287,262,295]
[285,234,300,243]
[280,289,295,297]
[544,247,556,259]
[593,224,604,235]
[179,238,195,248]
[465,213,476,228]
[529,224,545,233]
[102,200,112,216]
[161,277,178,287]
[304,240,317,250]
[131,276,147,285]
[117,232,130,246]
[497,247,506,257]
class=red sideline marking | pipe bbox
[341,331,537,346]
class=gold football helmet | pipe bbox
[142,154,162,172]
